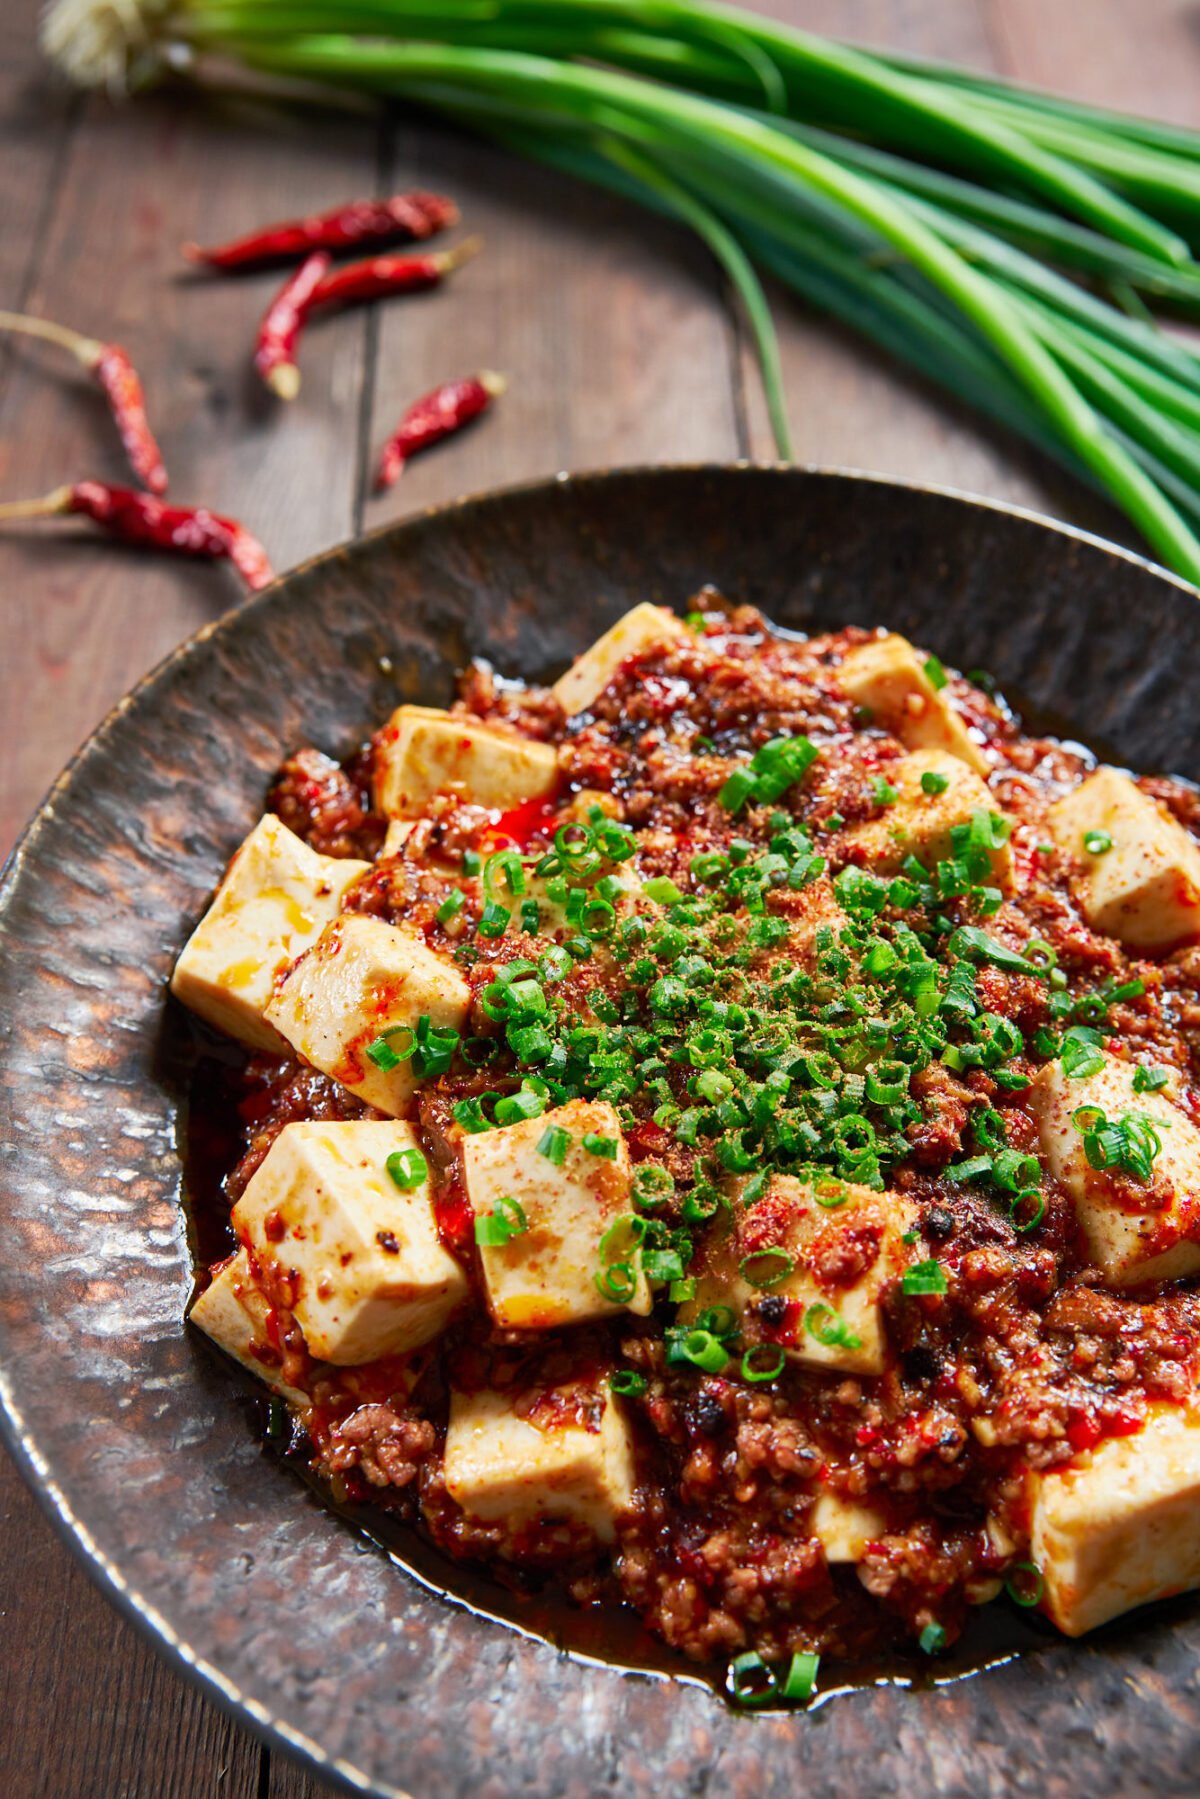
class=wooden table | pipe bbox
[2,2,1197,1792]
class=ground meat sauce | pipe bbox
[183,600,1200,1694]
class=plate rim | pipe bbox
[1,459,1195,1799]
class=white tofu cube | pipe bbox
[443,1377,637,1543]
[170,815,370,1052]
[774,877,848,967]
[552,602,690,717]
[1049,767,1200,950]
[264,914,470,1115]
[1030,1402,1200,1636]
[231,1120,467,1364]
[811,1491,887,1563]
[381,819,416,858]
[839,633,988,772]
[375,705,558,819]
[844,749,1014,889]
[462,1100,651,1328]
[188,1249,310,1406]
[1030,1051,1200,1287]
[688,1175,919,1376]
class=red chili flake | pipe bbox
[483,793,560,851]
[0,481,274,592]
[375,370,506,491]
[253,250,331,401]
[0,308,167,493]
[182,192,460,270]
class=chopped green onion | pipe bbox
[1083,829,1114,855]
[1133,1064,1170,1093]
[667,1327,730,1373]
[536,1123,571,1165]
[738,1247,796,1289]
[644,876,685,904]
[781,1651,820,1702]
[1005,1562,1045,1607]
[385,1147,428,1190]
[920,768,949,795]
[436,889,465,924]
[804,1301,862,1350]
[923,655,949,691]
[919,1622,947,1655]
[583,1131,619,1158]
[474,1194,529,1246]
[741,1344,787,1383]
[365,1025,415,1072]
[903,1260,948,1296]
[609,1369,648,1399]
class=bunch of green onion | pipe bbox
[44,0,1200,583]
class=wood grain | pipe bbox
[361,121,741,529]
[0,0,1195,1792]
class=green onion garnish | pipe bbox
[385,1147,428,1190]
[608,1369,648,1399]
[903,1260,948,1296]
[1083,829,1114,854]
[583,1131,619,1158]
[804,1301,862,1350]
[474,1194,528,1247]
[741,1344,786,1384]
[923,655,948,691]
[1005,1562,1045,1608]
[536,1123,571,1165]
[919,1622,947,1655]
[365,1024,415,1072]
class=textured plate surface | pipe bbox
[2,466,1200,1799]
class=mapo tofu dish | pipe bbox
[176,598,1200,1704]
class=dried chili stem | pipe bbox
[0,308,168,494]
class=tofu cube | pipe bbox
[844,748,1014,889]
[462,1100,651,1328]
[811,1491,887,1563]
[1049,767,1200,950]
[774,877,849,968]
[375,705,558,819]
[688,1175,919,1376]
[552,603,690,717]
[188,1249,310,1406]
[170,815,370,1052]
[264,914,470,1115]
[1030,1051,1200,1287]
[443,1377,637,1543]
[1030,1402,1200,1636]
[839,633,988,772]
[381,819,416,858]
[231,1120,467,1364]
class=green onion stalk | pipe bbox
[42,0,1200,584]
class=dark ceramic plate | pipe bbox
[3,466,1200,1799]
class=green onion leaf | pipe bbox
[386,1147,428,1190]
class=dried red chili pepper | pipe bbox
[374,372,507,490]
[183,192,459,270]
[253,250,331,400]
[0,481,274,591]
[309,237,481,313]
[0,309,168,494]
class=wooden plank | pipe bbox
[0,0,79,348]
[360,121,742,530]
[733,0,1136,549]
[0,27,376,1798]
[989,0,1200,127]
[0,81,380,854]
[0,1452,263,1797]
